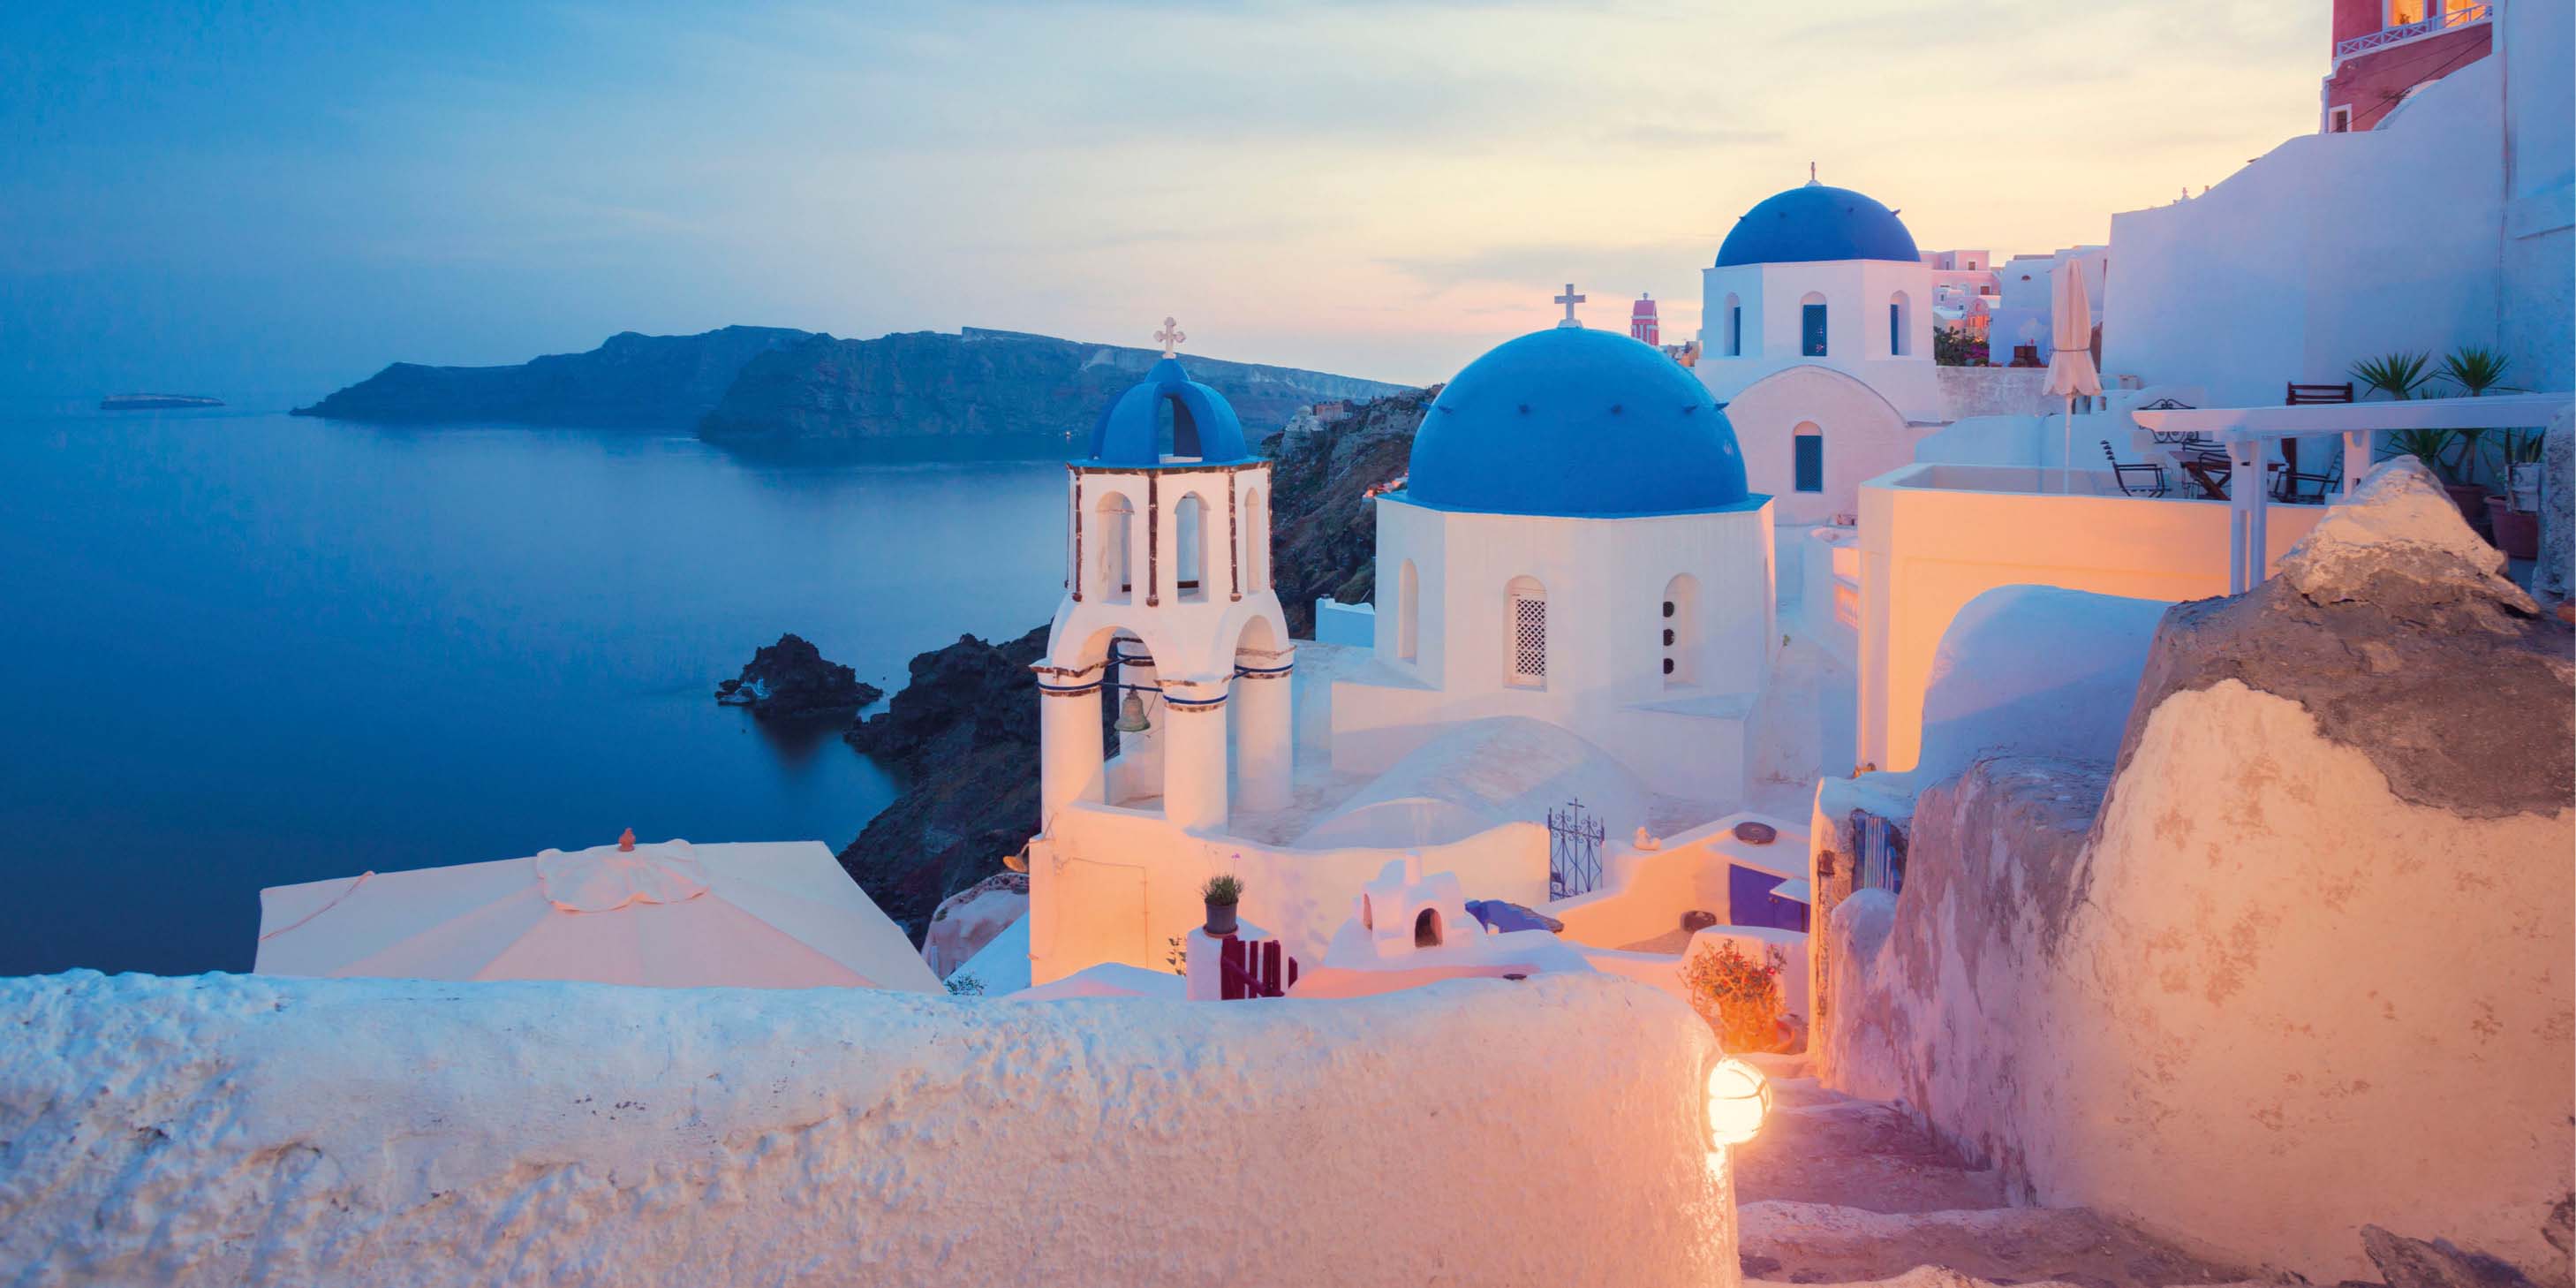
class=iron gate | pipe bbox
[1547,799,1605,900]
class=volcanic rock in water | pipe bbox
[716,633,880,724]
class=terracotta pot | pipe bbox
[2443,482,2488,527]
[1204,900,1237,938]
[2487,496,2540,559]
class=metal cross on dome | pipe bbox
[1553,284,1585,329]
[1155,317,1186,358]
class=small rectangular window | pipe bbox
[1794,435,1824,493]
[1802,304,1828,357]
[1510,595,1546,684]
[2328,105,2352,133]
[1890,303,1901,355]
[1728,306,1741,356]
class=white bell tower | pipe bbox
[1034,319,1294,836]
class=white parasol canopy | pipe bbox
[2043,262,2103,493]
[254,836,941,992]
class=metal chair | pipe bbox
[2101,440,2170,497]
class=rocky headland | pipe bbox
[296,324,1404,457]
[698,327,1405,457]
[716,633,882,724]
[831,389,1433,940]
[294,326,816,427]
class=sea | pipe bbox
[0,401,1069,976]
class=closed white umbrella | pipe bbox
[254,836,942,992]
[2044,262,2103,494]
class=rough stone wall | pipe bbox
[0,971,1734,1288]
[1820,460,2576,1280]
[1933,366,2056,419]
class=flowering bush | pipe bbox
[1681,940,1786,1053]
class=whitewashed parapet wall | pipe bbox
[0,971,1735,1287]
[1819,461,2576,1280]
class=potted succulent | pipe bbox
[2487,429,2544,559]
[1201,874,1243,938]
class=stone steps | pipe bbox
[1733,1074,2253,1287]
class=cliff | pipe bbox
[699,327,1408,456]
[1261,388,1432,636]
[292,326,816,426]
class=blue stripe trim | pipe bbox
[1036,679,1104,695]
[1161,693,1228,708]
[1234,663,1295,676]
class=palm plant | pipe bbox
[2351,351,2434,401]
[2381,428,2462,483]
[2438,345,2514,397]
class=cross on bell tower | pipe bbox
[1155,316,1186,358]
[1553,284,1586,330]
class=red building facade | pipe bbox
[2322,0,2494,133]
[1629,293,1658,346]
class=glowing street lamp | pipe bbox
[1705,1056,1772,1148]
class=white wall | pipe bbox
[1855,463,2325,772]
[1722,365,1923,526]
[1344,496,1776,801]
[2101,57,2512,406]
[1027,799,1550,983]
[1699,259,1942,420]
[0,970,1741,1287]
[2502,0,2574,395]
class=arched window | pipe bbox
[1413,907,1442,949]
[1888,291,1911,356]
[1396,558,1420,662]
[1661,573,1697,686]
[1243,488,1268,591]
[1175,492,1207,602]
[1096,492,1136,602]
[1800,292,1829,357]
[1723,292,1743,357]
[1794,423,1824,494]
[1506,575,1546,687]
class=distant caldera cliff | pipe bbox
[297,324,1407,454]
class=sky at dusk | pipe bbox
[1,1,2327,400]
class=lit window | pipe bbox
[2390,0,2425,26]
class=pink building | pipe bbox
[1629,293,1659,346]
[2322,0,2493,133]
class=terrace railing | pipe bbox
[2334,3,2489,61]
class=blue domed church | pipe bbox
[1696,178,1944,527]
[1327,322,1778,804]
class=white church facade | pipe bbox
[1696,180,1945,528]
[1023,314,1788,989]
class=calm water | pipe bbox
[0,404,1068,976]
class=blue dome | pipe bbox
[1082,357,1254,466]
[1403,328,1752,519]
[1716,183,1920,268]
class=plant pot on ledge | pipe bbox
[2487,496,2540,559]
[1201,873,1243,938]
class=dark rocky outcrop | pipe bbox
[699,327,1406,458]
[1262,387,1433,636]
[716,633,880,724]
[293,326,816,426]
[835,628,1098,942]
[2361,1224,2542,1288]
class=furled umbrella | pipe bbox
[2045,262,2103,494]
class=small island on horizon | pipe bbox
[100,393,224,412]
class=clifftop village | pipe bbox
[7,4,2572,1286]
